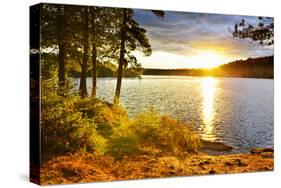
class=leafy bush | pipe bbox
[107,135,139,160]
[160,115,201,154]
[41,79,131,158]
[41,79,200,160]
[132,109,161,144]
[132,109,200,155]
[75,98,129,138]
[41,79,97,158]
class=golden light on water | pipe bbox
[201,77,218,141]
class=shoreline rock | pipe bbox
[250,148,274,154]
[200,139,233,151]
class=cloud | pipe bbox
[133,9,273,61]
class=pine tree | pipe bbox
[114,9,164,103]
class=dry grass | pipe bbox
[40,151,273,185]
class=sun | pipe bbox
[133,50,230,69]
[189,51,227,69]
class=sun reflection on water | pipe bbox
[201,77,218,141]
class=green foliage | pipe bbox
[159,115,201,154]
[41,53,58,79]
[75,98,129,137]
[107,135,139,160]
[104,105,140,159]
[105,109,200,159]
[41,79,95,157]
[132,109,161,143]
[90,133,108,155]
[41,79,199,160]
[132,109,200,155]
[41,79,131,158]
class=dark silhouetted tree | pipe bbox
[89,7,119,97]
[79,7,90,98]
[41,4,71,86]
[90,8,98,97]
[56,6,67,86]
[114,9,164,103]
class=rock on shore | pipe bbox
[200,139,233,151]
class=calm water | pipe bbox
[74,76,274,153]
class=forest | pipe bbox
[40,3,159,99]
[143,56,273,78]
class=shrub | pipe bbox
[41,79,200,160]
[132,109,200,155]
[41,79,99,158]
[160,115,201,154]
[132,108,161,143]
[105,107,139,159]
[75,98,129,138]
[107,135,139,160]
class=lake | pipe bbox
[74,75,274,153]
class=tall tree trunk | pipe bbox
[114,9,127,103]
[91,11,97,98]
[58,42,65,86]
[79,7,89,98]
[92,43,97,97]
[57,6,66,86]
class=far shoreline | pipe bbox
[140,74,274,79]
[72,74,274,80]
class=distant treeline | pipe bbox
[143,56,273,78]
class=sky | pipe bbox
[133,10,273,69]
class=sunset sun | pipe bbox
[190,51,227,69]
[135,50,230,69]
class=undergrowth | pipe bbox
[41,79,200,160]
